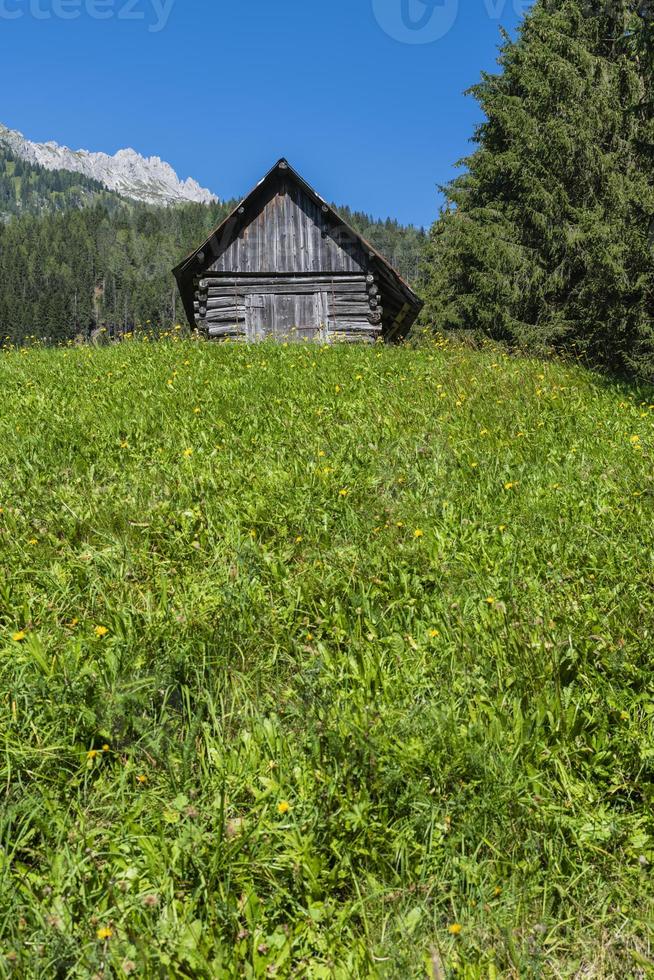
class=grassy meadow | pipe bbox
[0,336,653,977]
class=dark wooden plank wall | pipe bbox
[195,274,383,343]
[208,182,367,275]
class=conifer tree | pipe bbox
[424,0,654,379]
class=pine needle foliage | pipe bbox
[424,0,654,380]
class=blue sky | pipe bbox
[0,0,529,226]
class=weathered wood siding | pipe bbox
[208,182,367,275]
[195,273,383,343]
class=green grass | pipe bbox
[0,337,652,978]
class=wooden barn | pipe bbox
[173,159,423,344]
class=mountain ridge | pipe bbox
[0,124,219,207]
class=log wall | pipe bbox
[194,273,383,344]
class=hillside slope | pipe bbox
[0,339,652,976]
[0,144,121,220]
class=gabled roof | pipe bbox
[173,158,423,336]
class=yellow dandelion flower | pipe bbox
[193,407,201,415]
[96,927,113,941]
[414,529,424,538]
[12,631,27,643]
[447,923,462,936]
[504,482,516,491]
[339,488,349,497]
[295,536,303,543]
[28,538,38,545]
[87,749,99,760]
[120,441,129,449]
[485,597,496,605]
[183,448,194,458]
[277,801,290,815]
[429,629,440,638]
[94,625,109,638]
[136,774,148,784]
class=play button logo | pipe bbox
[372,0,459,43]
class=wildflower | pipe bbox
[120,441,129,449]
[142,894,159,908]
[136,774,148,784]
[94,626,109,638]
[494,886,502,897]
[335,385,341,394]
[28,538,38,545]
[504,482,516,491]
[183,448,194,458]
[87,749,99,760]
[447,923,462,936]
[68,618,79,628]
[295,536,303,543]
[102,744,110,752]
[414,529,424,538]
[485,597,496,605]
[12,631,26,643]
[193,407,201,415]
[226,816,245,838]
[429,629,440,638]
[96,927,113,941]
[339,489,349,497]
[277,801,290,815]
[498,525,507,532]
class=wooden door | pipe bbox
[245,291,328,343]
[245,295,266,342]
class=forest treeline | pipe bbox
[0,146,427,345]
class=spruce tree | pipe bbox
[424,0,654,379]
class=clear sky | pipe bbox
[0,0,529,227]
